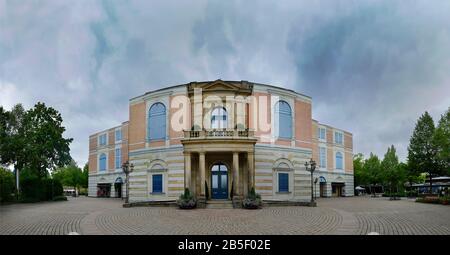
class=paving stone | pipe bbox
[0,196,449,235]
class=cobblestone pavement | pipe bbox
[1,196,449,235]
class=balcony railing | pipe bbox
[183,129,255,139]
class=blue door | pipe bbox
[211,164,228,199]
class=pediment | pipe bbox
[187,79,253,96]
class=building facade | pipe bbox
[88,80,354,203]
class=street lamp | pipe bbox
[304,158,316,206]
[122,161,134,204]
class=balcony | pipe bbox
[183,129,255,139]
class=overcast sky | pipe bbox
[1,0,449,166]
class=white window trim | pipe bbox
[318,126,327,142]
[334,149,345,172]
[147,169,168,197]
[115,128,122,144]
[114,146,122,170]
[333,130,344,145]
[270,95,295,144]
[272,168,294,199]
[97,151,108,173]
[98,132,108,147]
[146,98,169,146]
[319,145,327,170]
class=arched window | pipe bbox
[148,103,166,140]
[211,107,227,129]
[336,152,343,170]
[275,100,292,139]
[99,153,107,171]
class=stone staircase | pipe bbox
[206,200,234,209]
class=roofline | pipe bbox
[312,119,353,135]
[129,80,312,101]
[89,122,128,138]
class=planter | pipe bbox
[242,198,262,209]
[177,199,197,209]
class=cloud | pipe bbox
[1,0,449,165]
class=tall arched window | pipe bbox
[148,103,166,140]
[336,152,343,170]
[99,153,107,171]
[211,107,227,129]
[275,100,292,139]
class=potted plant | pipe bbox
[242,187,262,209]
[177,188,197,209]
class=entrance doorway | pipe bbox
[319,176,326,197]
[97,183,111,197]
[211,163,228,199]
[114,177,123,198]
[332,183,345,197]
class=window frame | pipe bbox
[318,127,326,141]
[98,133,107,146]
[274,100,293,139]
[99,153,107,172]
[148,102,167,141]
[115,148,121,169]
[334,131,343,145]
[211,107,228,129]
[152,174,163,194]
[335,151,344,170]
[115,128,122,143]
[319,146,327,169]
[278,172,289,193]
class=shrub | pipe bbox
[438,196,449,205]
[19,169,64,202]
[242,187,262,209]
[416,196,440,204]
[0,167,16,203]
[177,188,196,209]
[52,195,67,201]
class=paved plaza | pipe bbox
[1,196,449,235]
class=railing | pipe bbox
[183,129,254,139]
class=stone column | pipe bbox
[247,152,255,190]
[184,152,191,190]
[233,152,240,197]
[199,152,206,196]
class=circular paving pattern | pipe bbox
[1,196,449,235]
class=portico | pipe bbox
[181,138,256,202]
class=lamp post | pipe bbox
[122,161,134,204]
[304,158,316,206]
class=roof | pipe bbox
[130,79,312,101]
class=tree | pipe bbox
[353,153,366,187]
[433,107,450,175]
[381,145,405,199]
[53,161,83,195]
[81,163,89,189]
[364,153,382,197]
[407,111,441,194]
[0,167,16,203]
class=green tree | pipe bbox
[364,153,382,197]
[381,145,405,198]
[53,161,83,195]
[81,163,89,189]
[353,153,366,187]
[0,167,16,203]
[407,111,441,193]
[18,102,73,178]
[433,107,450,175]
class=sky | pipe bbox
[1,0,449,166]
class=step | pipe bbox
[206,200,234,209]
